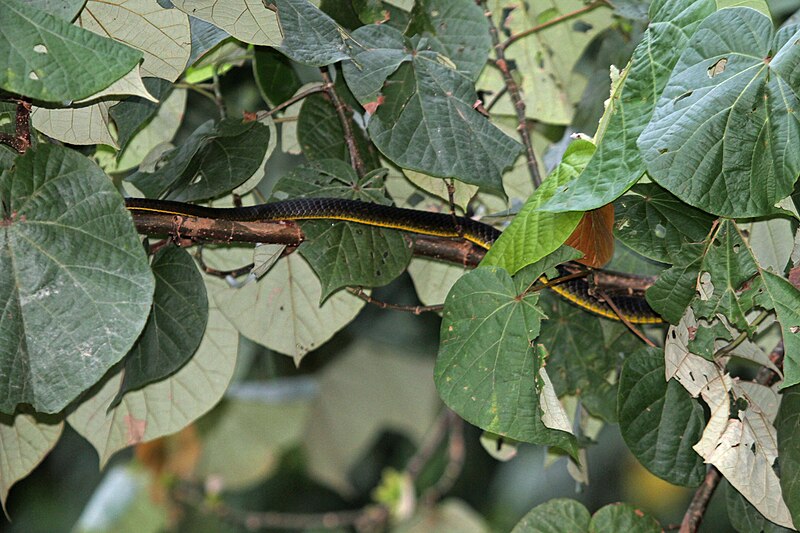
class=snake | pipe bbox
[125,197,663,324]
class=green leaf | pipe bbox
[776,384,800,527]
[760,272,800,388]
[117,245,208,398]
[128,118,270,202]
[109,78,174,155]
[511,499,591,533]
[406,0,490,80]
[639,8,800,217]
[481,140,592,274]
[343,25,520,193]
[300,220,412,299]
[614,183,715,263]
[0,0,143,102]
[618,347,705,487]
[692,221,759,331]
[276,0,353,66]
[588,503,662,533]
[435,267,576,453]
[645,245,703,324]
[0,144,154,414]
[536,292,637,423]
[0,413,63,510]
[297,92,381,170]
[726,483,795,533]
[68,298,238,467]
[24,0,85,20]
[172,0,281,46]
[253,46,302,107]
[540,0,715,213]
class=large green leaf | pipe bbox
[776,384,800,528]
[253,46,302,107]
[540,0,715,212]
[614,183,715,264]
[618,347,705,487]
[0,0,143,102]
[480,140,592,274]
[343,24,520,193]
[0,413,63,510]
[128,117,270,202]
[434,266,576,453]
[297,92,381,170]
[760,272,800,388]
[68,298,238,467]
[645,247,703,324]
[638,7,800,217]
[511,499,591,533]
[406,0,490,80]
[588,504,662,533]
[117,245,208,398]
[536,292,639,424]
[692,221,760,331]
[0,144,154,414]
[276,0,353,65]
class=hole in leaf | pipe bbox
[654,223,666,238]
[572,21,593,33]
[675,91,693,103]
[733,243,740,253]
[28,71,39,81]
[707,58,727,77]
[33,44,47,54]
[658,148,669,154]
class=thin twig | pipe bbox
[713,310,770,358]
[211,67,226,119]
[171,482,389,531]
[347,287,443,315]
[484,85,508,112]
[502,0,611,51]
[482,2,542,188]
[320,69,366,178]
[596,289,655,347]
[680,467,722,533]
[256,84,327,118]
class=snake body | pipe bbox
[126,197,662,324]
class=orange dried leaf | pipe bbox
[564,203,615,268]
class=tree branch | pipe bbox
[320,69,366,178]
[501,0,611,51]
[481,2,542,188]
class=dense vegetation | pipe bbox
[2,0,800,531]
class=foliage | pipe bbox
[2,0,800,531]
